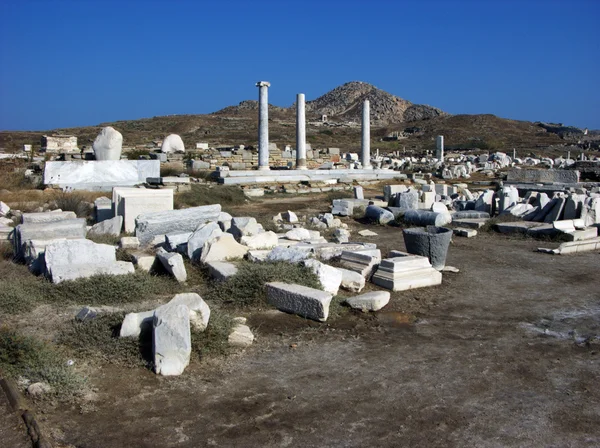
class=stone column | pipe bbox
[513,148,516,160]
[361,100,372,169]
[296,93,307,170]
[256,81,271,171]
[436,135,444,162]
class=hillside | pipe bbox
[0,81,593,155]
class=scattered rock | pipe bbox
[303,259,343,295]
[153,303,191,376]
[266,282,333,322]
[228,324,254,347]
[119,236,140,250]
[156,248,187,282]
[200,233,249,263]
[88,215,123,237]
[358,229,378,237]
[206,261,238,281]
[345,291,390,312]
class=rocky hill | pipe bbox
[1,82,595,155]
[213,81,446,124]
[305,81,446,123]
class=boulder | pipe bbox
[240,231,278,250]
[228,324,254,347]
[345,291,390,312]
[135,204,221,245]
[187,222,223,260]
[333,228,350,243]
[266,282,333,322]
[303,259,342,295]
[229,217,260,240]
[200,233,248,263]
[120,310,156,338]
[156,248,187,282]
[285,228,312,241]
[0,201,10,217]
[153,303,191,376]
[160,134,185,153]
[266,246,312,263]
[206,261,238,281]
[169,293,210,331]
[337,267,365,292]
[119,236,140,250]
[88,215,123,237]
[21,211,77,224]
[282,210,299,223]
[93,126,123,161]
[365,205,394,224]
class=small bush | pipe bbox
[87,233,121,246]
[0,271,183,316]
[479,214,519,232]
[58,314,150,368]
[53,191,93,218]
[175,184,246,208]
[126,149,152,160]
[325,190,353,202]
[0,327,85,399]
[203,261,321,307]
[191,310,235,360]
[160,166,182,177]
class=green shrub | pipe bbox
[53,191,92,218]
[58,314,150,368]
[0,327,85,399]
[0,271,183,316]
[203,261,321,307]
[175,184,246,208]
[191,310,235,360]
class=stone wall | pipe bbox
[507,168,580,184]
[187,148,340,170]
[41,135,78,153]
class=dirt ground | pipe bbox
[4,192,599,447]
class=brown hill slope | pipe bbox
[0,82,587,154]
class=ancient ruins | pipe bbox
[0,80,599,447]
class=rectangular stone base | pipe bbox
[218,169,406,185]
[44,160,160,191]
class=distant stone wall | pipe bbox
[41,135,78,153]
[507,168,580,184]
[188,148,340,170]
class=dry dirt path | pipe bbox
[37,230,600,447]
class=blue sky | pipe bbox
[0,0,598,130]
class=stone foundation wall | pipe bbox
[188,149,340,170]
[507,168,580,184]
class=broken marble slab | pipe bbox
[156,247,187,282]
[266,282,333,322]
[345,291,390,312]
[135,204,221,245]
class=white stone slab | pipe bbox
[44,160,160,191]
[113,188,174,233]
[153,303,191,376]
[266,282,333,322]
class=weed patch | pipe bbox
[203,261,321,307]
[0,271,183,316]
[53,191,93,218]
[191,309,235,361]
[175,184,246,208]
[58,314,150,368]
[0,327,85,399]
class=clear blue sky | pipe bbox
[0,0,598,130]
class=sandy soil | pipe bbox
[30,216,599,448]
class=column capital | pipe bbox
[256,81,271,88]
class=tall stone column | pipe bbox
[296,93,307,170]
[361,100,372,169]
[256,81,271,171]
[436,135,444,162]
